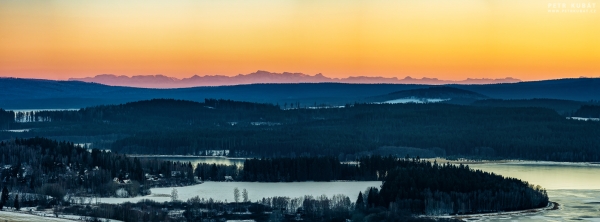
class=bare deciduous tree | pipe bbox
[242,188,248,202]
[171,188,178,202]
[233,187,240,203]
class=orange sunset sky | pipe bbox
[0,0,598,81]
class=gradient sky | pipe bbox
[0,0,598,81]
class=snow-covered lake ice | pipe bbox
[1,129,30,132]
[381,98,449,104]
[93,158,600,221]
[467,162,600,221]
[99,181,381,204]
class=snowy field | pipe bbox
[0,210,73,222]
[567,117,600,122]
[381,98,449,104]
[0,209,122,222]
[98,181,381,204]
[1,129,30,132]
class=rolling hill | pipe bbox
[1,77,600,109]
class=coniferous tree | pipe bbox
[13,194,19,211]
[0,186,8,208]
[355,191,364,210]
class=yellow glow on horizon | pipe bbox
[0,0,598,81]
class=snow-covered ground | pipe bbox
[0,211,73,222]
[283,106,345,110]
[567,117,600,122]
[0,208,122,222]
[0,211,74,222]
[380,98,449,104]
[96,181,381,204]
[1,129,30,132]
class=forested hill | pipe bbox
[472,99,595,115]
[3,99,286,130]
[2,77,600,109]
[3,99,599,162]
[106,102,600,161]
[455,78,600,101]
[28,99,280,125]
[0,78,423,109]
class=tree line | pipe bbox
[574,105,600,118]
[194,155,414,182]
[0,109,14,129]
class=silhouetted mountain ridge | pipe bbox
[69,70,521,88]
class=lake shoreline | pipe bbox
[426,158,600,167]
[425,201,558,221]
[128,154,248,160]
[128,155,600,166]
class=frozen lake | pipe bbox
[1,129,30,133]
[469,162,600,190]
[98,181,381,204]
[382,98,449,104]
[97,158,600,221]
[468,162,600,221]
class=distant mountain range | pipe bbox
[68,70,521,88]
[1,77,599,109]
